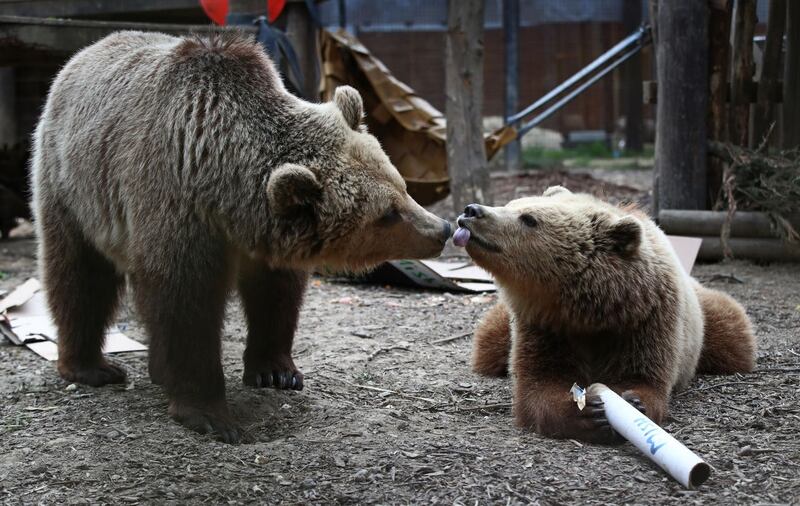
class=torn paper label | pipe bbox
[570,383,586,411]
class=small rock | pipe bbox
[254,455,267,465]
[301,479,316,489]
[65,384,77,392]
[252,484,263,494]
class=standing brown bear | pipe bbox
[31,31,450,443]
[453,186,756,443]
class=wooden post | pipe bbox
[285,1,319,100]
[784,0,800,148]
[503,0,521,170]
[446,0,490,212]
[0,67,15,148]
[729,0,757,148]
[751,0,786,148]
[622,0,643,153]
[707,0,732,208]
[655,1,708,212]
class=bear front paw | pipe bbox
[243,356,304,390]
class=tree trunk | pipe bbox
[655,1,709,212]
[446,0,490,212]
[783,0,800,148]
[751,0,786,148]
[729,0,757,147]
[707,0,732,208]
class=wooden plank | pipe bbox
[0,0,203,17]
[445,0,490,212]
[784,0,800,148]
[654,1,709,212]
[622,0,643,153]
[707,0,732,208]
[729,0,757,147]
[0,15,254,55]
[643,80,783,104]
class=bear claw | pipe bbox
[246,370,304,391]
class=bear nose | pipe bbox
[442,221,452,242]
[463,204,484,218]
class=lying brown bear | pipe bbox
[454,186,756,443]
[31,31,450,442]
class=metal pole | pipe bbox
[338,0,346,29]
[503,0,521,170]
[507,28,644,124]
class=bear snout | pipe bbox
[442,220,453,243]
[463,204,485,218]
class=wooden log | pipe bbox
[729,0,757,147]
[707,0,732,208]
[655,1,708,212]
[697,237,800,262]
[659,209,800,239]
[784,0,800,148]
[445,0,491,212]
[751,0,787,148]
[622,0,643,153]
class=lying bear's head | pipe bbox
[266,86,451,270]
[453,186,643,286]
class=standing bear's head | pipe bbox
[265,86,451,271]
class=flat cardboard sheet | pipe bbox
[0,278,146,361]
[381,235,702,293]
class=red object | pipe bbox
[200,0,229,25]
[268,0,287,23]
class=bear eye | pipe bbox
[519,214,538,228]
[377,205,402,226]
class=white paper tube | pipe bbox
[586,383,711,489]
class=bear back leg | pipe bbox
[128,230,239,443]
[37,202,127,386]
[238,257,308,390]
[472,302,512,377]
[695,285,757,374]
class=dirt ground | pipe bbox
[1,169,799,505]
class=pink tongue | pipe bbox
[453,227,471,247]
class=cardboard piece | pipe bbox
[375,235,701,294]
[0,278,146,361]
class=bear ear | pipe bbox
[267,163,321,214]
[333,85,364,131]
[543,185,571,197]
[606,216,642,256]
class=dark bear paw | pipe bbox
[58,360,127,387]
[243,356,304,390]
[169,402,241,444]
[577,391,647,444]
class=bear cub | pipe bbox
[454,186,756,443]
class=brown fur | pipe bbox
[472,302,511,377]
[695,284,757,374]
[465,187,756,443]
[31,31,449,443]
